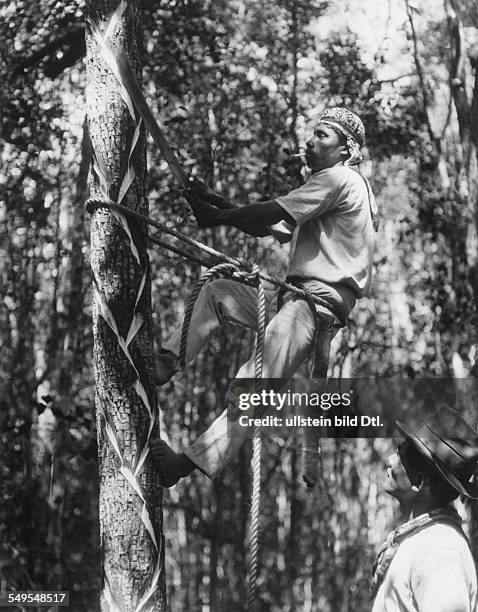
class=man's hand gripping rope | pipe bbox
[183,179,233,228]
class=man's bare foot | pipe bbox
[150,439,195,487]
[156,349,178,386]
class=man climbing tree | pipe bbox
[151,107,378,487]
[85,0,165,608]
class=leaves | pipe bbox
[2,0,478,609]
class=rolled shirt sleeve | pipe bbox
[275,168,344,225]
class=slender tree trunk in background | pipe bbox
[405,0,451,191]
[466,59,478,327]
[37,120,93,589]
[286,447,300,607]
[209,480,220,612]
[59,116,91,396]
[85,1,165,609]
[2,227,38,587]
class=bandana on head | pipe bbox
[319,107,365,166]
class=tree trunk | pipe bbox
[85,1,165,609]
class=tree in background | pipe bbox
[0,0,100,604]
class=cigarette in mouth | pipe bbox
[289,152,305,158]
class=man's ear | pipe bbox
[340,145,350,160]
[411,473,425,493]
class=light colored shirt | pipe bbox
[274,165,375,297]
[372,522,478,612]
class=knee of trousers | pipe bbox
[201,278,235,301]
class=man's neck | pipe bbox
[399,496,449,521]
[311,160,344,174]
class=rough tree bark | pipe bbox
[85,1,166,609]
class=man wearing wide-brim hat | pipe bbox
[372,406,478,612]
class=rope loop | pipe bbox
[177,262,239,370]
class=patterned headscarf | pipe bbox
[318,107,365,166]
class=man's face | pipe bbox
[305,123,348,171]
[384,444,417,503]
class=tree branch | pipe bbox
[12,27,85,78]
[376,72,418,84]
[470,49,478,150]
[445,0,472,145]
[404,0,450,190]
[12,0,164,78]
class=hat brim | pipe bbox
[396,420,478,499]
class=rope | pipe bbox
[165,255,266,610]
[247,264,266,611]
[86,198,250,269]
[85,198,347,326]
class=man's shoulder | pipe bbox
[393,523,475,588]
[408,520,463,538]
[403,522,470,556]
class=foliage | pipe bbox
[1,0,477,610]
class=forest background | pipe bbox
[1,0,478,610]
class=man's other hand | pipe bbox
[187,179,230,208]
[189,197,223,228]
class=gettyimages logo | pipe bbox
[237,389,352,411]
